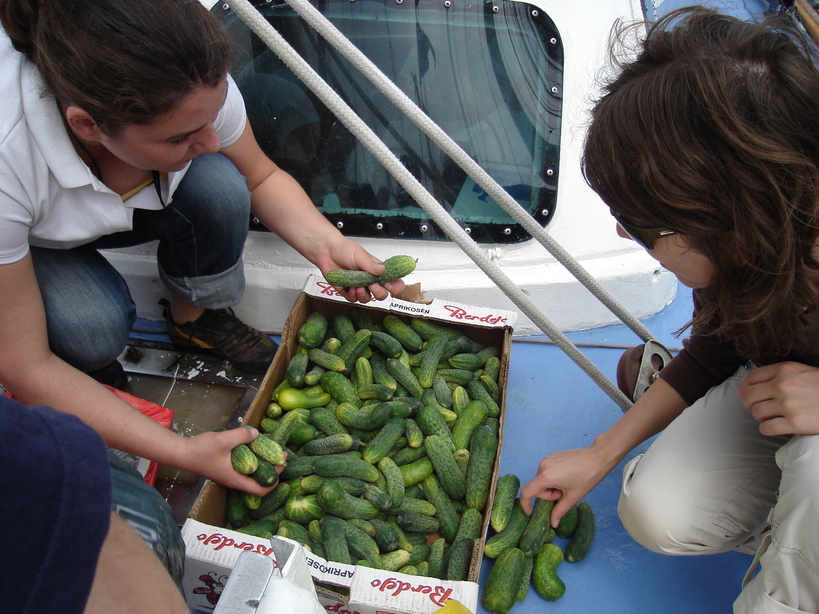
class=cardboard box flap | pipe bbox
[303,275,518,330]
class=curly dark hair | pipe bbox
[1,0,233,135]
[582,7,819,359]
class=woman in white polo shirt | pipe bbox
[0,0,403,495]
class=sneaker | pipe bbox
[164,305,278,374]
[87,360,129,391]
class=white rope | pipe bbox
[226,0,633,410]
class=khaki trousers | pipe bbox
[618,367,819,612]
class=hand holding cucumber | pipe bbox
[319,245,415,302]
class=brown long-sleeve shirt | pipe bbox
[659,290,819,406]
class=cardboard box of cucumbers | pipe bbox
[186,265,517,613]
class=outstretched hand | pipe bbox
[737,361,819,436]
[520,445,613,528]
[315,238,406,303]
[182,427,286,496]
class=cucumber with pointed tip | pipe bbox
[490,474,521,532]
[533,543,566,601]
[565,502,595,562]
[297,312,328,349]
[325,255,416,287]
[482,547,526,614]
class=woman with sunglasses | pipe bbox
[521,7,819,611]
[0,0,404,503]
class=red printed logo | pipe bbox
[316,281,345,296]
[324,602,361,614]
[370,578,454,608]
[196,532,277,561]
[442,305,507,325]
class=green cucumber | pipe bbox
[532,543,565,601]
[297,312,328,349]
[483,547,526,614]
[424,435,466,501]
[565,502,595,562]
[519,498,556,557]
[484,499,529,558]
[464,425,498,511]
[490,474,521,532]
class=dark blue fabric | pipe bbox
[1,395,112,614]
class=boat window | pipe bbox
[214,0,563,243]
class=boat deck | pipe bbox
[125,280,751,613]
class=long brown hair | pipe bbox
[582,7,819,359]
[0,0,233,135]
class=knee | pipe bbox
[48,299,135,371]
[619,464,713,555]
[177,153,252,227]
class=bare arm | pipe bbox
[221,124,405,302]
[0,255,275,495]
[520,377,688,526]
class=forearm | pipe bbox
[8,355,195,470]
[250,167,344,266]
[593,378,688,469]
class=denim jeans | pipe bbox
[30,153,251,371]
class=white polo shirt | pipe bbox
[0,31,247,265]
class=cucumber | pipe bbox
[424,435,466,501]
[313,454,380,482]
[357,383,394,401]
[410,317,462,341]
[249,482,291,520]
[355,356,374,388]
[386,358,424,398]
[465,425,498,511]
[416,405,456,449]
[454,508,484,542]
[277,455,315,481]
[448,353,485,371]
[482,547,526,614]
[309,406,348,436]
[363,483,395,513]
[432,374,453,408]
[490,474,521,532]
[381,549,413,572]
[325,255,416,287]
[396,511,440,534]
[230,444,258,475]
[467,379,501,418]
[436,369,475,386]
[297,312,328,349]
[362,417,406,464]
[279,519,313,546]
[300,433,355,456]
[370,351,399,391]
[451,400,488,451]
[336,401,394,431]
[370,518,401,552]
[383,316,424,352]
[446,538,474,582]
[277,387,332,411]
[565,502,595,562]
[420,475,460,544]
[349,307,377,332]
[519,498,555,557]
[399,458,435,487]
[532,543,565,601]
[316,480,380,520]
[484,499,529,558]
[337,329,372,372]
[517,552,534,602]
[331,314,357,343]
[418,335,448,389]
[252,458,280,487]
[226,489,250,529]
[307,348,346,373]
[369,331,404,359]
[285,352,310,388]
[320,371,361,407]
[321,516,353,565]
[341,519,383,569]
[392,443,428,466]
[555,504,579,538]
[428,537,446,579]
[393,496,436,516]
[451,386,470,415]
[250,434,287,466]
[405,418,424,449]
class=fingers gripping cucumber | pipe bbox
[325,255,417,287]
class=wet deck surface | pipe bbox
[127,281,752,613]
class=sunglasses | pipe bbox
[611,210,676,251]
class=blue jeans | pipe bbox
[30,153,251,371]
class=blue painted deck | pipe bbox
[487,282,751,613]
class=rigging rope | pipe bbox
[226,0,635,410]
